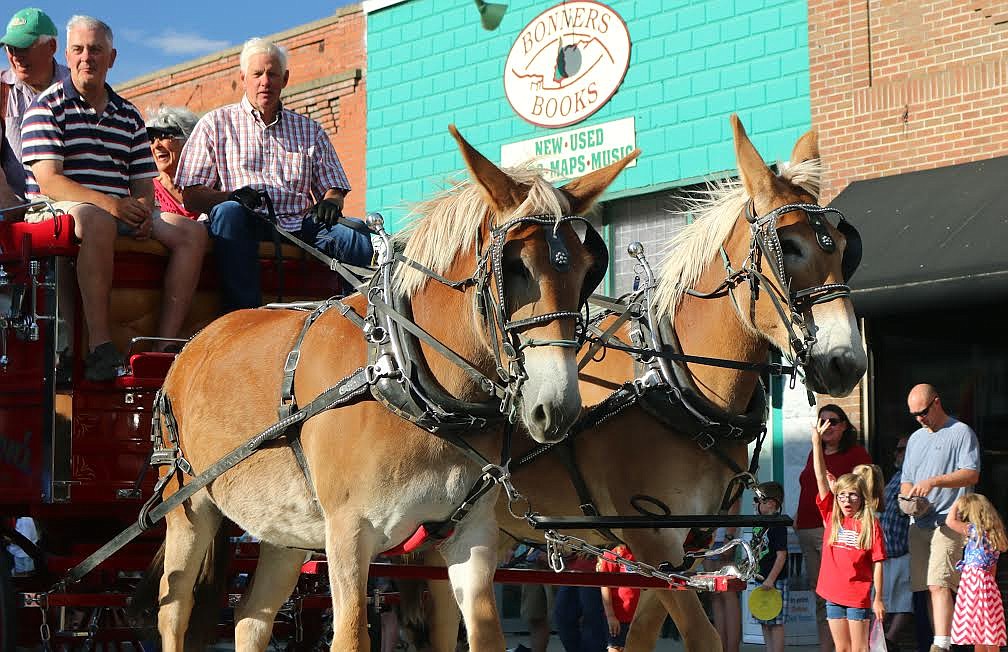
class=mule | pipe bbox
[151,126,639,651]
[417,115,867,652]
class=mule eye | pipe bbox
[781,239,803,259]
[503,257,532,284]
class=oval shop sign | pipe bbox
[504,1,631,129]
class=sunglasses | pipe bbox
[909,397,937,418]
[820,417,843,426]
[147,127,182,142]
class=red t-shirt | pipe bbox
[814,493,886,608]
[795,445,872,529]
[597,545,640,623]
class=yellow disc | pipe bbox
[748,585,783,621]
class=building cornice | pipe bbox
[361,0,409,14]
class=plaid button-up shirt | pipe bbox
[880,468,909,557]
[174,96,350,231]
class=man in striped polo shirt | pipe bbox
[175,37,373,313]
[21,15,207,381]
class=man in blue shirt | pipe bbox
[1,7,69,216]
[900,384,980,652]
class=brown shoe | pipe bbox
[929,645,949,652]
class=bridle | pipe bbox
[691,200,862,367]
[376,212,608,422]
[476,214,606,414]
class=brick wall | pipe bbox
[115,6,369,216]
[807,1,1008,434]
[808,0,1008,203]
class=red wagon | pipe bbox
[0,206,348,650]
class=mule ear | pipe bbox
[448,124,529,212]
[731,114,774,199]
[560,148,640,215]
[790,128,819,165]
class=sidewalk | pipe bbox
[503,632,821,651]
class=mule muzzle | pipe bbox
[803,344,867,397]
[524,395,581,443]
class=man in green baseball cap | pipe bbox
[2,7,67,202]
[1,8,57,48]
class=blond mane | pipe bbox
[391,165,569,297]
[652,158,822,318]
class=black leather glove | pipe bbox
[313,198,344,228]
[228,186,262,211]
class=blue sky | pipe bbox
[5,1,357,85]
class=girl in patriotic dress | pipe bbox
[947,493,1007,651]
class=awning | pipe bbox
[829,156,1008,316]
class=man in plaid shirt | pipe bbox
[175,37,372,312]
[880,437,913,649]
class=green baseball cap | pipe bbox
[1,8,58,49]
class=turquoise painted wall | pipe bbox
[366,0,811,229]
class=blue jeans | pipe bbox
[553,585,607,652]
[207,201,374,311]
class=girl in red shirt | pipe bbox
[812,418,886,652]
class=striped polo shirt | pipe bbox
[20,78,156,198]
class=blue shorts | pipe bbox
[825,600,872,621]
[608,621,630,648]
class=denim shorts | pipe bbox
[825,600,872,621]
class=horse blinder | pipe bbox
[836,218,861,282]
[536,220,608,307]
[580,223,609,305]
[806,209,861,282]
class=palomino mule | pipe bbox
[417,115,867,652]
[152,126,639,651]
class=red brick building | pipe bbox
[807,1,1007,503]
[115,5,369,216]
[810,1,1008,201]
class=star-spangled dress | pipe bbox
[950,523,1006,646]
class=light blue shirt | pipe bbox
[1,62,70,197]
[902,417,980,528]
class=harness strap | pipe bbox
[278,299,342,420]
[57,368,374,588]
[392,253,476,291]
[578,300,640,369]
[270,217,285,303]
[555,438,624,544]
[369,293,509,402]
[256,195,375,294]
[583,337,796,375]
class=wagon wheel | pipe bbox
[0,548,15,652]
